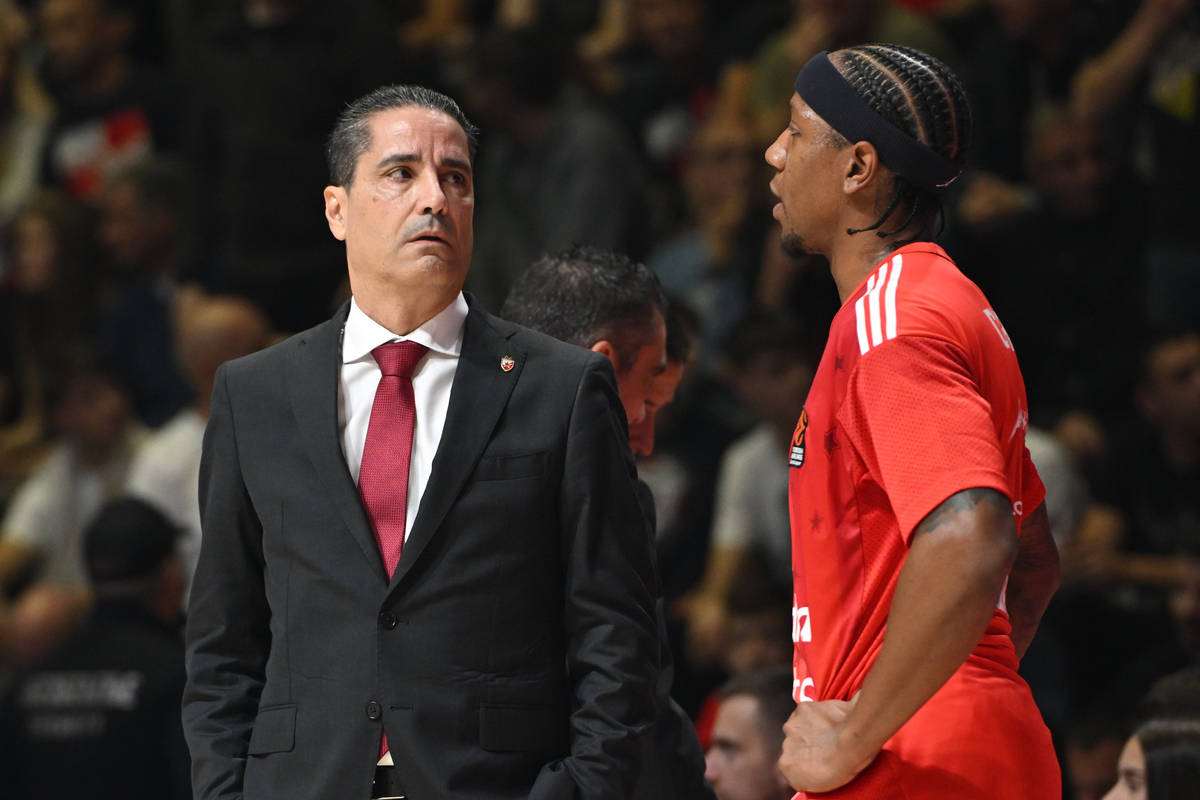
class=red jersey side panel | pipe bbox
[788,243,1058,798]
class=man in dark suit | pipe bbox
[502,247,714,800]
[182,86,661,800]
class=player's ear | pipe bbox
[844,141,881,196]
[589,340,620,372]
[324,186,348,241]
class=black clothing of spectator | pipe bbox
[0,598,191,800]
[100,276,193,427]
[41,66,183,199]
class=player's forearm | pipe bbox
[839,489,1018,763]
[1007,502,1059,658]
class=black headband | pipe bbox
[794,52,964,193]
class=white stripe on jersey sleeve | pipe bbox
[884,254,903,341]
[855,288,871,355]
[868,263,888,347]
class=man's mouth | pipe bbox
[410,232,448,245]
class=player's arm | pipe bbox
[1007,501,1060,659]
[779,487,1017,793]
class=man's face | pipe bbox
[705,696,789,800]
[40,0,111,81]
[101,182,178,273]
[766,95,846,258]
[325,106,474,303]
[1139,335,1200,439]
[988,0,1073,40]
[802,0,875,35]
[629,360,683,457]
[55,374,129,454]
[1029,120,1109,220]
[632,0,706,62]
[614,314,669,428]
[733,349,812,432]
[723,609,794,676]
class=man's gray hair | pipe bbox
[326,85,480,189]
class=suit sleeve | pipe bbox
[533,355,660,800]
[182,364,271,800]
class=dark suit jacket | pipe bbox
[182,297,660,800]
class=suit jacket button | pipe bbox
[379,612,397,630]
[366,702,382,721]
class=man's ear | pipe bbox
[589,340,620,371]
[324,186,348,241]
[844,141,882,197]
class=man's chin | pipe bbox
[780,232,809,259]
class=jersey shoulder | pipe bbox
[849,242,996,358]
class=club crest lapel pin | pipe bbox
[500,356,515,372]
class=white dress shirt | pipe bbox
[338,293,467,542]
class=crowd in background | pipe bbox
[0,0,1198,798]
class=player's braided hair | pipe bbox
[829,44,973,246]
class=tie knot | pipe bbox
[372,341,429,379]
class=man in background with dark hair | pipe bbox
[0,355,144,664]
[502,246,713,800]
[99,157,195,428]
[0,497,191,800]
[184,86,660,800]
[705,667,796,800]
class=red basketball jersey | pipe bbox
[788,242,1058,798]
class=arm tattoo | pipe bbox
[914,488,1011,537]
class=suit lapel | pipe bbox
[286,303,388,583]
[388,303,524,592]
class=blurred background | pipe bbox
[0,1,1197,798]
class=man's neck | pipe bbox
[353,288,459,337]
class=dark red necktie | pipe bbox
[358,340,427,761]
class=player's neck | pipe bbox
[827,236,906,305]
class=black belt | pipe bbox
[371,765,406,799]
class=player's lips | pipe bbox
[407,231,450,246]
[773,202,783,220]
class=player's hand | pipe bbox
[778,695,877,793]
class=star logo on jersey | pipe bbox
[824,427,840,457]
[789,409,808,468]
[834,355,845,372]
[810,513,823,531]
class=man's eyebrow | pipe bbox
[440,157,472,174]
[377,153,421,171]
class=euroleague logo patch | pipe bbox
[789,408,808,468]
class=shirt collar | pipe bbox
[342,293,468,364]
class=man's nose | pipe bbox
[417,169,448,215]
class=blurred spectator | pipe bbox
[1105,718,1200,799]
[648,110,768,369]
[721,551,792,678]
[97,157,195,427]
[1026,426,1089,550]
[1067,707,1131,800]
[0,191,96,478]
[467,27,647,312]
[704,666,796,800]
[125,295,270,602]
[1069,0,1200,332]
[1140,667,1200,721]
[682,313,812,666]
[963,109,1146,427]
[0,354,144,664]
[1089,330,1200,588]
[749,0,957,145]
[36,0,183,200]
[0,497,191,800]
[0,1,52,227]
[957,0,1133,231]
[190,0,401,332]
[610,0,720,171]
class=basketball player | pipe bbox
[765,45,1062,798]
